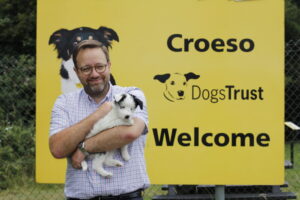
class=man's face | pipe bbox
[75,48,111,98]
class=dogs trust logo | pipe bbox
[154,72,200,102]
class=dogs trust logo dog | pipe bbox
[154,72,200,102]
[49,26,119,94]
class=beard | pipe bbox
[84,78,110,98]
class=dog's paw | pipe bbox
[105,159,123,167]
[121,150,131,161]
[81,161,88,171]
[122,154,131,161]
[94,167,113,178]
[104,173,113,178]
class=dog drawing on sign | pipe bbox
[49,26,119,93]
[154,72,200,102]
[81,93,143,178]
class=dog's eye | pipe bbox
[120,106,125,109]
[183,82,187,86]
[171,81,175,85]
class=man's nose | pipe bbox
[90,67,101,77]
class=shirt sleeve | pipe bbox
[128,88,149,135]
[49,94,70,136]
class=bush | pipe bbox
[0,54,35,189]
[0,54,35,125]
[0,122,35,189]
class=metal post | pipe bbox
[215,185,225,200]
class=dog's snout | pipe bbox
[178,90,184,96]
[125,115,130,119]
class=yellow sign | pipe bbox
[36,0,284,184]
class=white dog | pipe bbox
[81,93,143,178]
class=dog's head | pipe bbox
[114,93,143,121]
[154,72,200,102]
[49,26,119,61]
[49,26,119,93]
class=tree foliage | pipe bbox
[286,0,300,41]
[0,0,36,55]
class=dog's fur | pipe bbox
[49,26,119,93]
[81,93,143,178]
[154,72,200,102]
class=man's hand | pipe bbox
[71,149,86,169]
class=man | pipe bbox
[49,39,149,200]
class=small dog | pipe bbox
[81,93,143,178]
[49,26,119,93]
[154,72,200,102]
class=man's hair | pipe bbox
[72,40,110,68]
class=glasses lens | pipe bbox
[81,67,91,74]
[95,65,106,73]
[79,64,107,75]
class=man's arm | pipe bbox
[49,102,112,158]
[71,117,146,169]
[85,117,145,152]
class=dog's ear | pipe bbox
[185,72,200,81]
[96,26,119,48]
[49,29,72,60]
[130,94,143,110]
[153,73,171,83]
[114,94,127,104]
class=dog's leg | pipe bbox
[81,160,88,171]
[121,145,131,161]
[104,150,124,167]
[92,153,113,178]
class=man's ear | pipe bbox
[107,61,111,70]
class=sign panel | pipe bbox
[37,0,284,184]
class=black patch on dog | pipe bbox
[153,74,171,83]
[115,94,127,105]
[130,94,143,110]
[110,74,116,85]
[60,64,69,79]
[184,72,200,81]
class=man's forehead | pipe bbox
[77,48,108,66]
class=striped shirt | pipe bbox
[50,84,150,199]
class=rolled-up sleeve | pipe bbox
[50,95,70,136]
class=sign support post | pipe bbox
[215,185,225,200]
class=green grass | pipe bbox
[0,143,299,199]
[0,176,164,200]
[0,176,64,200]
[284,141,300,199]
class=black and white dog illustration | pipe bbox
[154,72,200,102]
[81,93,143,178]
[49,26,119,93]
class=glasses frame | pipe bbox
[78,64,108,75]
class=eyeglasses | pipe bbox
[78,64,107,75]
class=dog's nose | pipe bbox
[125,115,130,119]
[178,90,184,96]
